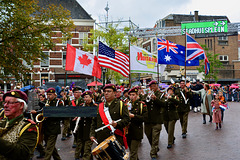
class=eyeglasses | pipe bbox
[3,101,20,106]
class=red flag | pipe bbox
[66,44,101,79]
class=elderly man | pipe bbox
[0,90,38,160]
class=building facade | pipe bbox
[31,0,95,87]
[141,11,239,84]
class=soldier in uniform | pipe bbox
[174,80,192,138]
[144,80,164,160]
[60,89,72,141]
[0,90,38,160]
[127,87,148,160]
[162,87,179,149]
[71,86,84,148]
[43,88,64,160]
[90,84,130,149]
[116,86,122,100]
[74,91,96,160]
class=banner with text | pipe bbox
[130,45,166,75]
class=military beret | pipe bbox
[148,80,158,86]
[128,87,139,94]
[46,88,55,93]
[167,87,175,92]
[123,89,129,95]
[72,86,82,92]
[103,84,116,91]
[3,90,28,103]
[82,90,93,97]
[116,86,121,91]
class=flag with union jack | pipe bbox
[157,38,199,66]
[186,33,210,75]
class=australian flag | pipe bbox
[157,38,199,66]
[186,33,210,75]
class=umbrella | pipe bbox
[87,81,103,87]
[230,85,239,89]
[20,85,35,92]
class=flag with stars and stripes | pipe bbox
[98,41,129,77]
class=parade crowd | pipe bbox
[0,79,232,160]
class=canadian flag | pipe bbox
[65,44,101,79]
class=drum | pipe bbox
[92,135,129,160]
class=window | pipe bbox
[205,39,212,49]
[218,36,228,46]
[41,52,49,67]
[79,32,88,46]
[62,51,66,68]
[219,55,228,61]
[41,74,48,85]
[218,36,228,41]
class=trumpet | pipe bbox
[146,90,155,102]
[36,113,45,123]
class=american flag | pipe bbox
[98,41,129,77]
[186,33,210,75]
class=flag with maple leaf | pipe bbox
[65,44,101,79]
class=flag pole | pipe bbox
[184,30,187,83]
[128,39,131,87]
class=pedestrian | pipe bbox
[0,90,38,160]
[218,91,226,121]
[211,94,222,130]
[192,83,213,124]
[144,80,164,160]
[127,87,148,160]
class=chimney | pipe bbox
[194,11,199,21]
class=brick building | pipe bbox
[141,11,239,84]
[30,0,95,87]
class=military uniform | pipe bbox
[144,89,164,158]
[75,101,95,160]
[60,95,71,140]
[90,98,130,147]
[43,98,64,160]
[162,94,179,147]
[174,88,192,137]
[0,114,38,160]
[127,99,148,160]
[70,96,84,147]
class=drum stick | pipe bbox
[92,138,98,145]
[73,117,81,134]
[95,119,121,132]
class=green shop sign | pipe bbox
[181,20,228,34]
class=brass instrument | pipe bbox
[35,112,45,145]
[36,113,45,123]
[146,90,155,102]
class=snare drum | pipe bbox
[91,135,129,160]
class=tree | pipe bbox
[83,23,137,84]
[0,0,74,83]
[197,47,223,83]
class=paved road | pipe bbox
[33,102,240,160]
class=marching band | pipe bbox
[0,79,209,160]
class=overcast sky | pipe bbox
[78,0,240,28]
